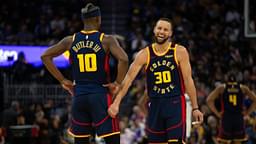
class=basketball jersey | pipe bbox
[145,42,185,98]
[69,30,110,85]
[221,82,244,114]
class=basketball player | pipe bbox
[41,3,128,144]
[207,74,256,144]
[108,18,204,144]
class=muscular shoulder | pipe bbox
[210,84,225,95]
[102,34,113,42]
[64,35,73,41]
[101,34,116,51]
[136,47,148,58]
[176,44,189,62]
[133,47,148,65]
[102,34,118,45]
[217,84,226,92]
[59,35,73,50]
[240,84,250,93]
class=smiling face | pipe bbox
[153,19,173,44]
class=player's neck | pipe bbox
[83,25,99,31]
[154,42,170,53]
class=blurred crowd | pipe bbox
[0,0,87,46]
[0,99,73,144]
[1,0,256,144]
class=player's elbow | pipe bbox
[184,76,194,88]
[119,54,129,63]
[206,96,213,106]
[41,53,47,60]
[118,54,129,68]
[41,53,51,62]
[206,97,210,105]
[41,53,46,61]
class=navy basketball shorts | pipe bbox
[146,96,186,143]
[68,93,120,138]
[218,112,247,142]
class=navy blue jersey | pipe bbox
[221,82,244,114]
[69,30,110,86]
[145,43,185,98]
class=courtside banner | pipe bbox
[0,45,70,67]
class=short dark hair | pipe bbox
[81,3,101,19]
[228,73,236,82]
[158,17,172,25]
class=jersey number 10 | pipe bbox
[77,54,97,72]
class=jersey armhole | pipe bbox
[144,47,150,71]
[100,33,105,42]
[173,44,179,65]
[72,33,76,42]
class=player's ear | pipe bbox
[153,26,157,35]
[168,29,173,38]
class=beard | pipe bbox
[154,36,169,44]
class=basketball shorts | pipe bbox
[218,112,247,142]
[146,96,186,143]
[68,93,120,138]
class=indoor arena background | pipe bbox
[0,0,256,144]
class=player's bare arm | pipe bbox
[41,36,74,95]
[108,48,148,118]
[138,90,149,115]
[103,35,128,84]
[206,84,225,118]
[41,36,72,82]
[102,35,128,95]
[177,45,204,123]
[241,84,256,115]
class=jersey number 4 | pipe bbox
[77,54,97,72]
[229,94,237,106]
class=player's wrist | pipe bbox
[192,107,199,112]
[114,81,121,85]
[59,78,66,84]
[114,97,122,105]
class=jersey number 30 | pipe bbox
[77,54,97,72]
[154,71,171,84]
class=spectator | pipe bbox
[12,52,34,83]
[1,101,20,143]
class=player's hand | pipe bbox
[243,110,250,120]
[192,109,204,125]
[103,81,120,96]
[108,103,119,118]
[216,112,223,119]
[61,79,74,96]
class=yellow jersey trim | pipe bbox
[72,33,76,42]
[98,131,120,138]
[81,30,98,34]
[172,44,179,65]
[144,47,150,71]
[152,43,171,56]
[168,139,186,143]
[227,82,238,85]
[100,33,104,42]
[168,139,178,142]
[149,143,168,144]
[67,128,91,138]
